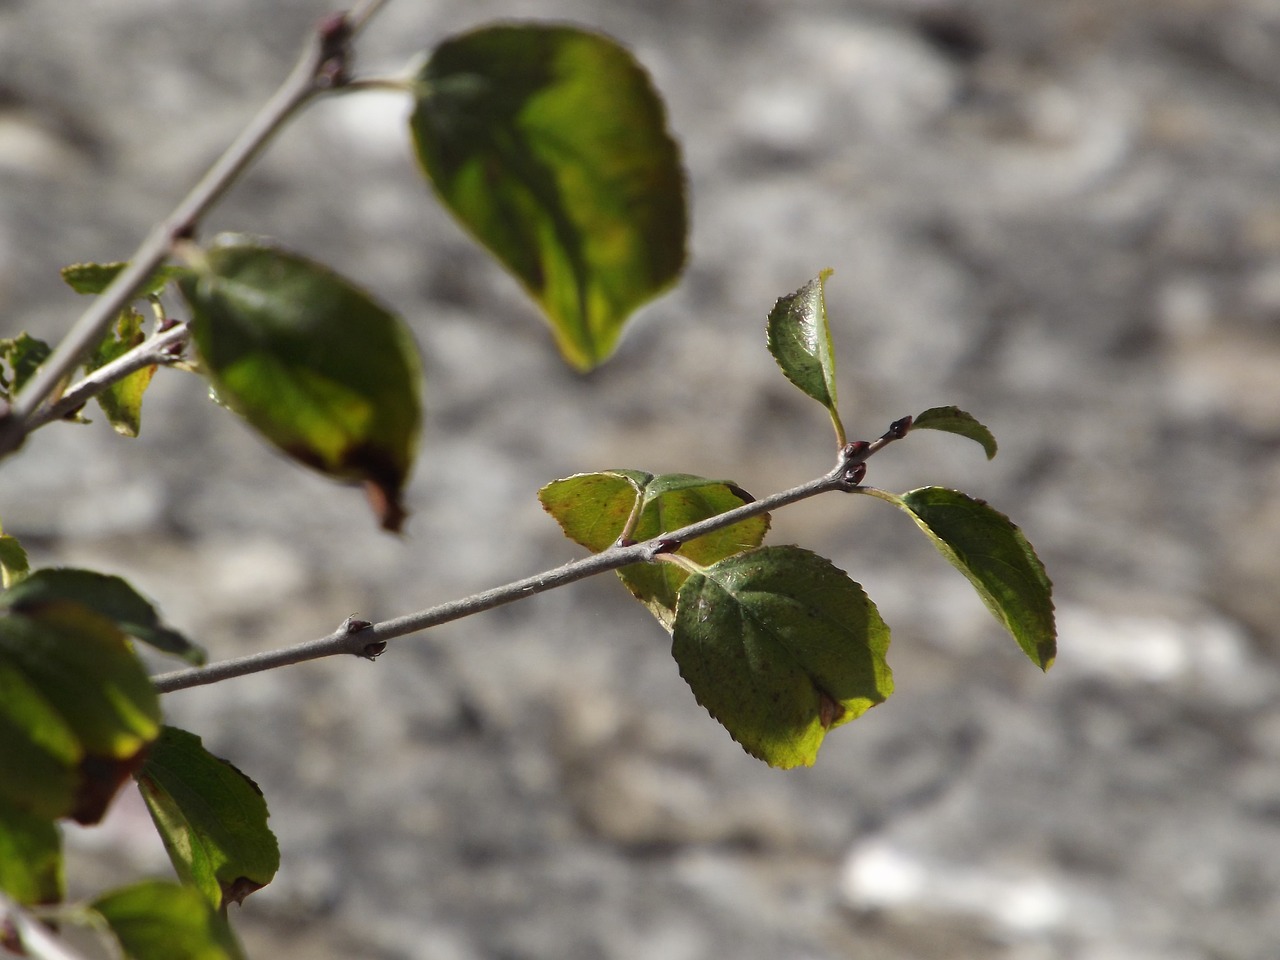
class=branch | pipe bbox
[0,5,382,460]
[0,894,93,960]
[345,0,389,33]
[154,469,845,693]
[25,323,190,431]
[152,425,910,694]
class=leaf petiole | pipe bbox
[651,551,705,577]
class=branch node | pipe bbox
[835,439,874,488]
[316,12,356,88]
[342,616,384,659]
[838,461,867,489]
[159,323,188,357]
[648,536,682,558]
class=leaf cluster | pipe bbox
[0,12,1053,959]
[542,273,1053,769]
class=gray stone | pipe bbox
[4,1,1278,957]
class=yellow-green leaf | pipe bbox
[0,799,63,906]
[912,406,998,459]
[178,235,424,532]
[766,271,842,433]
[136,727,278,909]
[540,471,769,629]
[0,605,161,823]
[60,261,186,297]
[890,486,1055,669]
[85,310,156,437]
[0,333,51,401]
[0,519,29,589]
[93,881,246,960]
[411,24,687,371]
[3,568,203,666]
[672,546,893,768]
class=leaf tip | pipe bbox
[365,479,409,534]
[221,876,266,907]
[912,406,998,459]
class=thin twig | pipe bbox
[26,323,190,431]
[345,0,390,34]
[0,4,385,460]
[0,893,94,960]
[153,464,863,694]
[152,420,913,694]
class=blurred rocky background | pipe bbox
[4,0,1280,957]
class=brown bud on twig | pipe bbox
[886,416,913,440]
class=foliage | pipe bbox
[0,7,1054,957]
[178,236,422,531]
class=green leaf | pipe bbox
[136,726,278,909]
[0,650,80,820]
[0,521,29,588]
[0,800,63,906]
[622,474,770,629]
[539,471,769,629]
[178,235,424,532]
[672,546,893,768]
[892,487,1055,669]
[538,469,650,552]
[60,261,186,297]
[2,568,204,666]
[83,309,156,438]
[766,271,846,443]
[0,333,52,400]
[410,24,687,371]
[0,605,161,824]
[913,406,998,460]
[93,881,246,960]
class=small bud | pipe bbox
[886,416,913,440]
[359,640,387,660]
[316,12,352,45]
[652,537,681,555]
[343,616,372,634]
[843,440,870,459]
[843,462,867,486]
[315,13,353,87]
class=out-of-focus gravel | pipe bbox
[5,1,1280,957]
